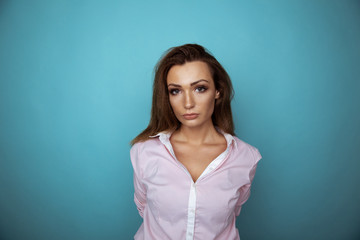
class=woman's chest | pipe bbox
[172,144,227,182]
[142,156,249,222]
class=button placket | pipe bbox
[186,182,197,240]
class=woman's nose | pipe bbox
[184,91,195,109]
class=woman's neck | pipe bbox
[172,122,222,146]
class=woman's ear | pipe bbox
[215,90,220,99]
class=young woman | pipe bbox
[130,44,262,240]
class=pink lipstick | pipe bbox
[183,113,199,120]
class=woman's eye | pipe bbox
[169,89,180,95]
[195,86,207,93]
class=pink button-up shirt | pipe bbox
[130,131,262,240]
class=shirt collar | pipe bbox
[150,128,238,150]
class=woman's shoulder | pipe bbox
[130,136,167,161]
[130,137,164,171]
[130,137,162,154]
[231,136,262,166]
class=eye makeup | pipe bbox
[194,85,208,93]
[168,88,180,95]
[167,79,211,96]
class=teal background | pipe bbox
[1,0,360,239]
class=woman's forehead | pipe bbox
[167,61,214,86]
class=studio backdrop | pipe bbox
[0,1,359,239]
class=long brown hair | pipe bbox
[131,43,234,145]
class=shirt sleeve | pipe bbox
[130,143,147,218]
[235,146,262,216]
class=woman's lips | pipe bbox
[183,113,199,120]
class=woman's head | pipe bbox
[131,43,234,144]
[166,60,220,130]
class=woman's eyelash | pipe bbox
[169,86,208,95]
[169,89,180,95]
[195,86,208,92]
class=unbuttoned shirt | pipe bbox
[130,131,262,240]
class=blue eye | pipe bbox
[195,86,207,92]
[169,89,180,95]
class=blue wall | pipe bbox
[1,1,359,239]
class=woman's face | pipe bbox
[167,61,220,129]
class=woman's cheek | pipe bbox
[169,97,182,119]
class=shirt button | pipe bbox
[190,209,195,213]
[188,232,192,236]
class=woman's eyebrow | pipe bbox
[190,79,209,86]
[167,79,209,87]
[168,83,181,87]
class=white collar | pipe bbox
[150,128,238,150]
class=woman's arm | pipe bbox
[235,146,262,216]
[130,144,147,218]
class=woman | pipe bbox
[130,44,262,240]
